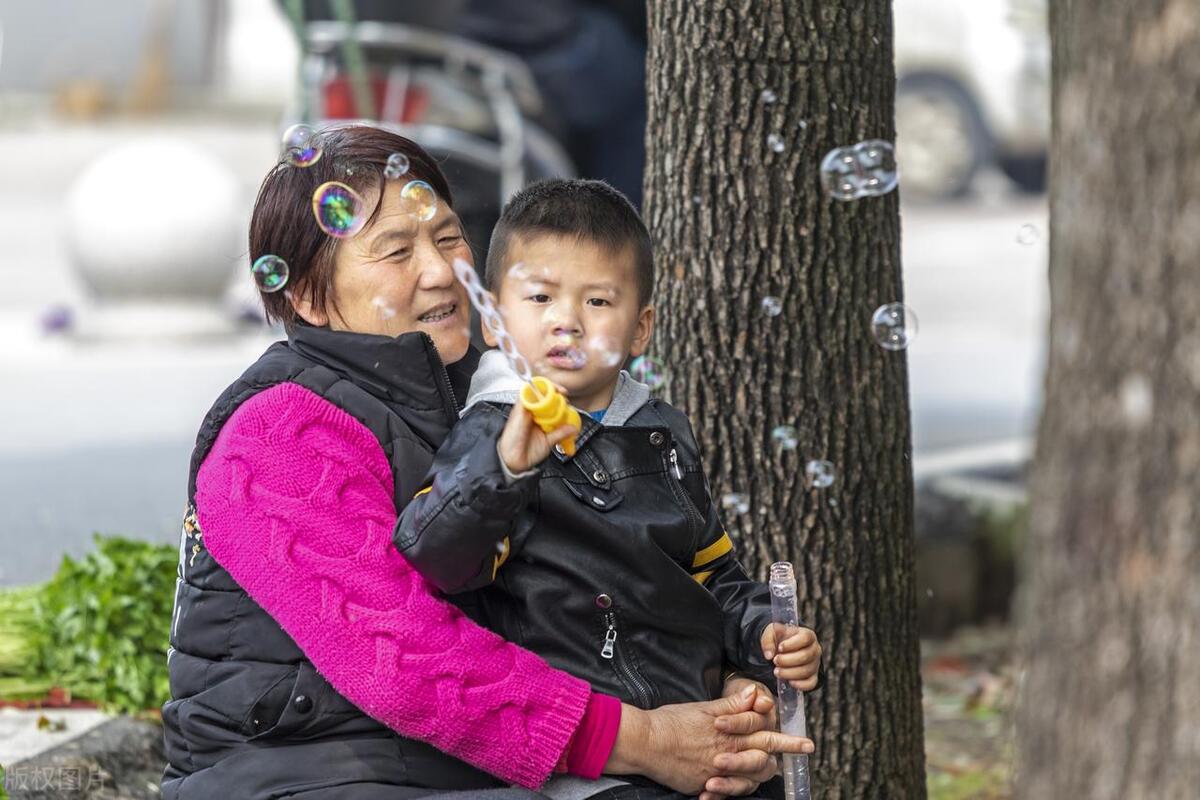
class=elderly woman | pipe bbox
[160,126,811,800]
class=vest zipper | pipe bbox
[600,610,655,708]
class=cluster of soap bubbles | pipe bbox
[452,258,533,381]
[820,140,899,202]
[871,303,918,351]
[252,254,289,293]
[769,426,837,489]
[630,355,668,390]
[282,124,322,168]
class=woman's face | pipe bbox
[293,179,474,364]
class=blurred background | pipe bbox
[0,1,1046,790]
[0,0,1047,625]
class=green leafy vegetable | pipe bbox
[0,535,176,714]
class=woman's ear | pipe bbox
[628,305,656,358]
[287,287,329,327]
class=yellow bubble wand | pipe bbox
[452,259,581,456]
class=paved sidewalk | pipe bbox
[0,708,112,765]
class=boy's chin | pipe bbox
[541,367,619,405]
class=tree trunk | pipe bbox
[1015,1,1200,797]
[644,3,924,797]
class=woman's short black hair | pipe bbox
[484,179,654,307]
[249,125,454,329]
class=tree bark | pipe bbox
[644,2,924,797]
[1016,1,1200,797]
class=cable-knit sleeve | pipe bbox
[194,381,592,789]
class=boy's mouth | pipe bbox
[418,302,458,324]
[545,344,588,370]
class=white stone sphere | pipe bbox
[65,139,245,301]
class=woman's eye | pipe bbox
[438,235,462,246]
[527,294,551,303]
[388,250,410,260]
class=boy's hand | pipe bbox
[498,401,578,474]
[760,624,822,692]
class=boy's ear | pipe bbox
[288,285,330,327]
[480,289,501,347]
[628,305,655,358]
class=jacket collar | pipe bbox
[288,322,480,440]
[463,349,651,427]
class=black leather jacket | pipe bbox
[396,385,781,707]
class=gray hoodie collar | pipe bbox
[463,349,652,426]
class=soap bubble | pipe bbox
[721,493,750,515]
[629,355,667,390]
[767,133,786,153]
[400,179,437,221]
[761,296,783,317]
[282,123,322,168]
[761,89,777,104]
[384,152,411,180]
[771,425,799,451]
[820,140,898,201]
[312,182,367,238]
[871,303,918,350]
[805,460,836,489]
[371,296,397,319]
[1016,224,1040,245]
[251,254,290,293]
[587,335,625,368]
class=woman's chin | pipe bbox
[424,325,471,363]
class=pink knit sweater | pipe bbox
[194,381,609,789]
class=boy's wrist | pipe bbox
[496,441,538,485]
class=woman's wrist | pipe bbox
[603,703,650,776]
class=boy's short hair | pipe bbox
[485,179,654,307]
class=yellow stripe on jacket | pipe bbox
[692,532,732,569]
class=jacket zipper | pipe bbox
[600,610,655,708]
[425,336,462,421]
[667,448,705,537]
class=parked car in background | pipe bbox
[895,0,1049,199]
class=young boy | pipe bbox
[395,179,820,777]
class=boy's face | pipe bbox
[486,233,654,412]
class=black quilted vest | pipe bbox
[160,323,489,800]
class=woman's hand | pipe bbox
[700,677,780,800]
[497,394,577,474]
[604,685,813,796]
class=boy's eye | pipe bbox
[528,294,551,304]
[587,298,611,307]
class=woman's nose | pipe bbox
[417,250,456,289]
